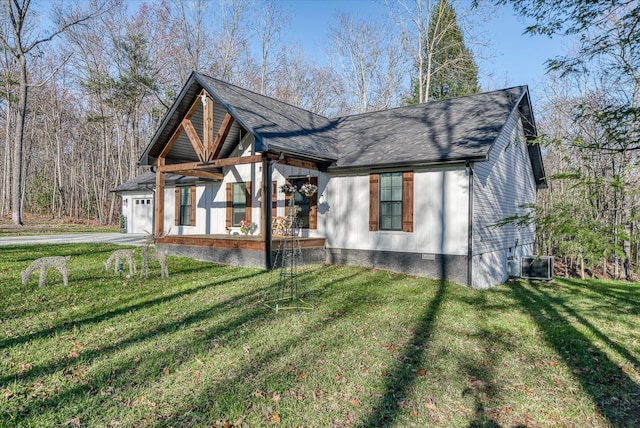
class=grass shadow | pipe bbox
[561,279,640,317]
[510,280,640,427]
[361,278,449,426]
[5,284,274,423]
[0,270,268,352]
[462,291,504,428]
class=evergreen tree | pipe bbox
[408,0,479,103]
[428,0,479,99]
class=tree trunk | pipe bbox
[623,224,631,281]
[11,54,27,225]
[1,102,11,217]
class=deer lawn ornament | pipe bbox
[21,256,70,287]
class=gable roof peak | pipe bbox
[192,72,339,162]
[192,71,332,121]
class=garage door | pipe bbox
[132,198,153,233]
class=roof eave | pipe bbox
[516,87,547,189]
[326,154,488,174]
[138,72,201,167]
[266,146,338,164]
[138,72,268,167]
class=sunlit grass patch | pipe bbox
[1,245,639,427]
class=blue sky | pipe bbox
[277,0,568,103]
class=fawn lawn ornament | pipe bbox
[104,249,137,276]
[21,256,70,287]
[140,246,169,278]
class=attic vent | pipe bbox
[521,256,553,281]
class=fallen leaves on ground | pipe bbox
[269,412,281,423]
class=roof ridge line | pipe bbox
[195,71,332,121]
[335,86,527,121]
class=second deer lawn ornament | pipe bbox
[140,246,169,279]
[104,249,137,276]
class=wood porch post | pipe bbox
[261,153,273,269]
[155,157,165,237]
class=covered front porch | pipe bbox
[139,75,332,270]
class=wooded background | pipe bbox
[0,0,638,279]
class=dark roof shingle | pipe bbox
[196,74,339,162]
[138,72,543,185]
[333,87,524,169]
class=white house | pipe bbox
[116,72,546,288]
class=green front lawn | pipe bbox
[1,244,639,427]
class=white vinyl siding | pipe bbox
[472,107,537,287]
[324,166,469,255]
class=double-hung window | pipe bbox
[369,172,414,232]
[232,182,247,226]
[175,186,196,227]
[379,172,403,230]
[226,182,252,229]
[179,187,191,226]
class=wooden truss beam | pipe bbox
[182,118,205,162]
[185,89,206,120]
[155,157,166,236]
[169,169,224,180]
[160,123,183,158]
[209,112,235,160]
[203,92,214,148]
[160,90,237,166]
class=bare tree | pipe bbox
[0,0,107,225]
[526,2,640,279]
[251,0,289,95]
[167,0,215,82]
[327,12,407,114]
[385,0,485,103]
[0,45,16,217]
[212,0,250,84]
[271,48,348,117]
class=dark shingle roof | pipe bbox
[114,171,201,193]
[196,74,338,162]
[333,87,524,170]
[138,73,338,166]
[139,72,544,186]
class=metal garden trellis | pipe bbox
[269,195,313,313]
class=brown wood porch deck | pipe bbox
[157,234,325,251]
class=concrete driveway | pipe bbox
[0,233,147,247]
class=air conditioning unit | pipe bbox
[521,256,553,280]
[506,260,521,278]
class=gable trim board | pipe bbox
[123,72,544,288]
